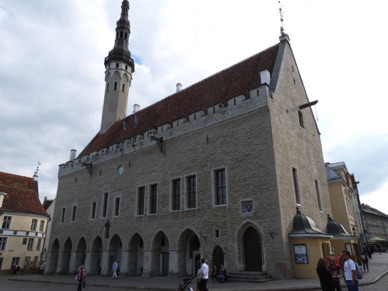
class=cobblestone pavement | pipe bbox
[5,253,388,291]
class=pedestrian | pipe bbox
[361,249,369,272]
[112,259,120,279]
[316,258,335,291]
[39,261,46,275]
[329,259,342,291]
[342,250,358,291]
[75,265,86,291]
[196,258,209,291]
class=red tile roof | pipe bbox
[80,43,280,157]
[0,171,48,217]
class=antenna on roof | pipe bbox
[279,0,285,36]
[33,161,41,181]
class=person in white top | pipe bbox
[197,258,209,291]
[342,250,358,291]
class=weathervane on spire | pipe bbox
[33,161,41,181]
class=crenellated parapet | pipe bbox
[59,81,271,177]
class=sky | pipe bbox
[0,0,387,214]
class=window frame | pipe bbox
[186,175,197,209]
[171,178,181,211]
[149,184,158,215]
[214,168,227,206]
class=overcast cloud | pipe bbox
[0,0,387,213]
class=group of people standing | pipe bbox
[317,250,366,291]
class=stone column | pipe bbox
[168,249,179,277]
[69,250,77,274]
[120,249,129,275]
[100,249,110,276]
[141,249,152,277]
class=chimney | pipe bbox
[176,83,182,93]
[133,104,140,113]
[260,70,271,85]
[69,149,77,161]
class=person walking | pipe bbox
[197,258,209,291]
[112,259,120,279]
[316,258,335,291]
[75,265,86,291]
[361,249,369,272]
[342,250,358,291]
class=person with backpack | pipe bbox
[342,250,358,291]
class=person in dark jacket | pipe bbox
[316,258,335,291]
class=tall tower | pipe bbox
[100,0,135,134]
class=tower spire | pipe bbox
[100,0,135,134]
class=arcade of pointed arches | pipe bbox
[46,223,265,276]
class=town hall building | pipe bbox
[46,0,335,280]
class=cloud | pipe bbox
[0,0,387,215]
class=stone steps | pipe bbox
[227,271,274,283]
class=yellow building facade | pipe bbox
[0,172,49,273]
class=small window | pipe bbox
[102,193,108,217]
[116,63,119,68]
[0,237,8,250]
[120,31,123,38]
[30,219,37,231]
[2,216,12,229]
[298,111,304,128]
[137,187,145,216]
[149,184,158,214]
[122,84,125,92]
[292,167,301,204]
[72,206,77,221]
[27,238,34,251]
[106,83,109,92]
[171,179,181,211]
[114,82,117,91]
[114,197,120,216]
[315,180,323,211]
[214,168,227,206]
[61,208,66,223]
[39,220,45,232]
[91,202,97,219]
[22,238,27,245]
[36,239,42,251]
[186,175,197,209]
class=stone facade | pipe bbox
[46,2,332,280]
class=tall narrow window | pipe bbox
[114,197,120,216]
[39,220,45,232]
[114,82,117,91]
[27,238,34,251]
[315,180,323,211]
[187,175,197,209]
[30,219,37,231]
[2,216,12,229]
[214,169,227,205]
[91,202,97,219]
[172,179,181,211]
[149,184,158,214]
[72,206,77,221]
[122,84,125,92]
[0,237,7,251]
[36,239,42,251]
[61,208,66,223]
[137,187,145,216]
[298,111,304,128]
[106,83,109,92]
[292,167,301,204]
[102,193,108,217]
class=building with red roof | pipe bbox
[0,171,49,273]
[47,0,334,280]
